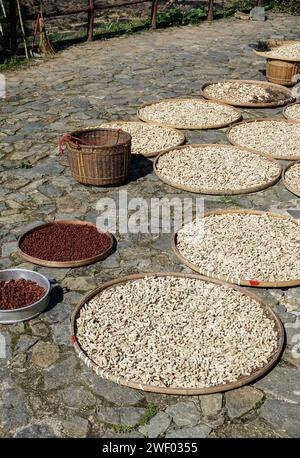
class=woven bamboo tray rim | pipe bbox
[81,121,186,158]
[254,40,300,62]
[153,144,282,196]
[137,97,242,130]
[282,161,300,198]
[18,221,114,268]
[227,117,300,161]
[200,80,295,108]
[70,271,284,395]
[172,209,300,288]
[283,102,300,123]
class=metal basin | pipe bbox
[0,269,51,324]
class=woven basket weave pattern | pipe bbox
[67,128,131,186]
[266,59,300,86]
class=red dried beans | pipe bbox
[0,279,46,310]
[20,223,112,262]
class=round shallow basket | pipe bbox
[283,102,300,123]
[227,118,300,161]
[137,97,242,130]
[66,128,131,186]
[172,209,300,288]
[200,80,294,108]
[282,161,300,198]
[18,221,114,268]
[89,121,186,158]
[254,40,300,62]
[71,271,284,396]
[0,269,50,324]
[153,144,281,195]
[266,59,300,86]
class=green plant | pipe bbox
[219,196,238,206]
[157,9,185,27]
[17,160,32,169]
[184,8,206,24]
[271,0,300,15]
[0,57,27,71]
[112,424,136,434]
[140,403,159,426]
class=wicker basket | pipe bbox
[66,128,131,186]
[266,59,300,86]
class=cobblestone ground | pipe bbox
[1,14,300,438]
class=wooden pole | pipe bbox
[87,0,94,41]
[151,0,158,29]
[16,0,29,59]
[9,0,18,52]
[207,0,214,22]
[0,0,6,17]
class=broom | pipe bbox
[16,0,29,59]
[38,1,55,56]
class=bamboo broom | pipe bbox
[16,0,29,59]
[38,1,55,57]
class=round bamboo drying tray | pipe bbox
[254,40,300,62]
[283,102,300,123]
[282,161,300,198]
[70,271,284,396]
[172,209,300,288]
[137,97,242,130]
[83,121,186,158]
[18,221,114,268]
[227,118,300,161]
[200,80,294,108]
[153,144,282,195]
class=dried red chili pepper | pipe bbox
[0,279,46,310]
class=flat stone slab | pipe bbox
[13,423,59,438]
[0,374,31,431]
[61,386,96,409]
[165,401,201,427]
[225,387,264,419]
[97,407,146,426]
[1,241,18,257]
[200,394,223,417]
[31,342,60,368]
[283,289,300,312]
[61,417,90,438]
[250,7,266,21]
[255,366,300,404]
[43,356,78,390]
[80,371,144,406]
[166,424,212,438]
[260,399,300,438]
[217,418,285,438]
[14,335,39,354]
[139,412,171,438]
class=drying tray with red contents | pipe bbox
[18,221,114,268]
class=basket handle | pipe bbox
[58,129,125,158]
[59,133,83,158]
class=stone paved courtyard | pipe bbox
[1,13,300,438]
